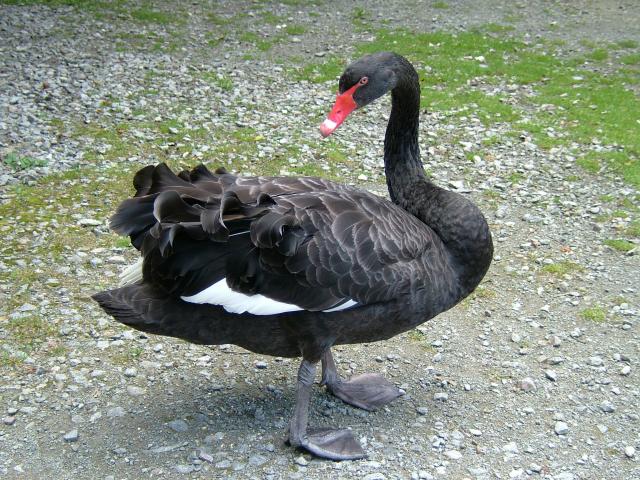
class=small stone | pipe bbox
[624,446,635,458]
[126,385,145,397]
[124,368,137,377]
[153,343,163,352]
[600,401,616,413]
[174,464,194,474]
[294,455,308,466]
[529,463,542,473]
[620,365,631,376]
[433,392,448,401]
[416,406,429,415]
[363,474,385,480]
[2,416,16,426]
[520,377,536,391]
[78,218,102,227]
[215,460,231,469]
[469,429,482,436]
[588,356,603,367]
[63,429,79,442]
[502,441,519,454]
[248,454,267,467]
[254,361,268,369]
[107,407,125,418]
[545,370,557,381]
[554,421,569,435]
[167,419,189,432]
[198,451,214,463]
[511,333,521,343]
[444,450,462,460]
[509,469,524,479]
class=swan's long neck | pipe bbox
[384,60,493,295]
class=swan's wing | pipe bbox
[111,163,436,314]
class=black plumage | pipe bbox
[93,51,493,460]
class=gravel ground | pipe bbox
[0,1,639,479]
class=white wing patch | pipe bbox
[323,299,359,312]
[181,278,305,315]
[181,278,358,316]
[119,258,143,287]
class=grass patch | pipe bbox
[4,315,57,350]
[131,7,177,25]
[541,261,583,276]
[289,56,345,83]
[576,154,600,173]
[2,151,47,170]
[626,221,640,237]
[284,24,306,36]
[580,306,606,322]
[603,239,635,252]
[433,1,449,8]
[615,39,639,49]
[621,53,640,66]
[585,48,609,62]
[201,72,234,91]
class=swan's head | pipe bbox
[320,52,400,138]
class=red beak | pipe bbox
[319,81,362,138]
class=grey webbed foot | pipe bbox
[289,428,366,460]
[321,350,401,411]
[326,372,402,411]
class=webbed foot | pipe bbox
[289,428,366,460]
[326,373,402,411]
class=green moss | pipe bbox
[626,221,640,237]
[603,239,635,252]
[433,1,449,8]
[615,39,639,49]
[284,25,306,36]
[580,306,606,322]
[2,152,47,170]
[131,7,177,25]
[621,53,640,65]
[541,261,583,275]
[586,48,609,62]
[289,56,345,83]
[576,155,600,173]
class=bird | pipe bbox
[93,51,493,461]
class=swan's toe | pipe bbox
[293,428,366,460]
[327,372,402,411]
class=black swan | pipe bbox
[93,52,493,460]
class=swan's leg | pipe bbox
[321,349,402,411]
[287,359,366,460]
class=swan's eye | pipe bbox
[359,77,369,85]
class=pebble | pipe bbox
[444,450,462,460]
[433,392,448,401]
[167,419,189,432]
[416,406,429,415]
[248,454,267,466]
[78,218,102,227]
[364,473,385,480]
[554,421,569,435]
[2,416,16,426]
[294,455,308,466]
[545,369,558,381]
[107,407,125,418]
[600,401,616,413]
[620,365,631,376]
[587,356,603,367]
[126,385,145,396]
[469,429,482,436]
[124,368,137,377]
[254,360,268,369]
[63,429,79,442]
[198,451,214,463]
[174,464,194,474]
[624,446,635,458]
[503,441,519,454]
[520,377,536,391]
